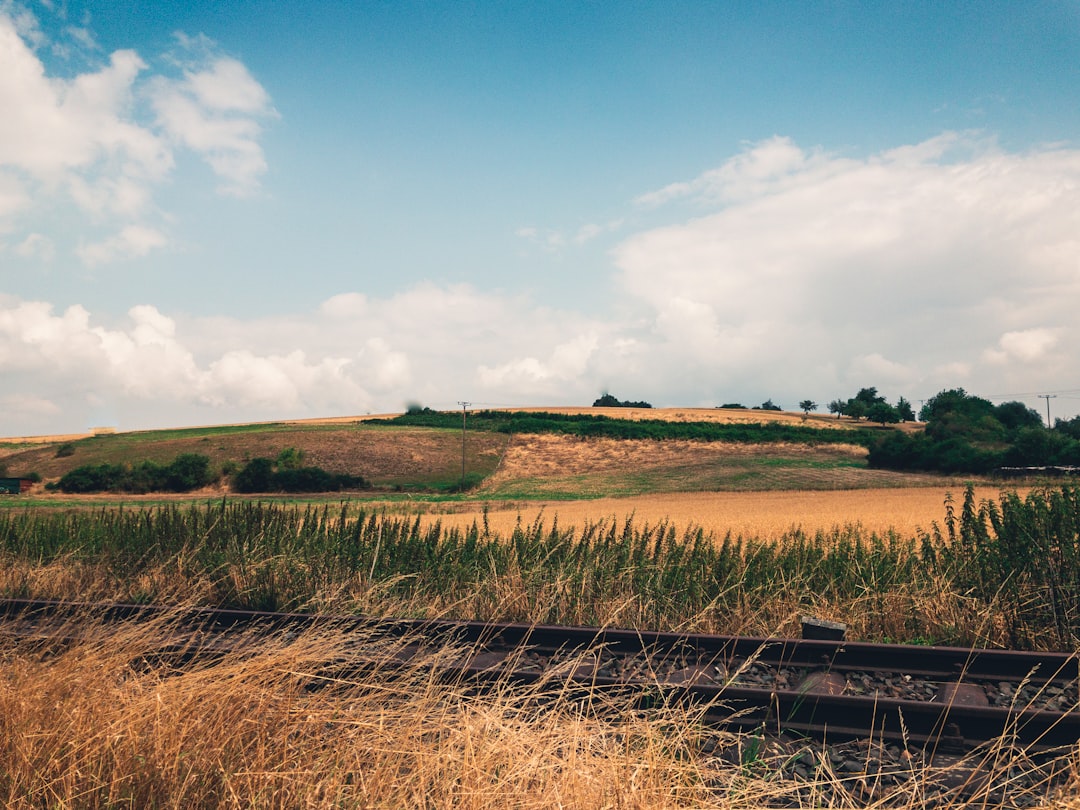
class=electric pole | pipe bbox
[457,401,471,491]
[1039,394,1057,428]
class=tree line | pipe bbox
[868,388,1080,473]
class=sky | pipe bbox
[2,0,1080,436]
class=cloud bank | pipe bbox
[5,131,1080,437]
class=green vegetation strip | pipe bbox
[376,409,874,445]
[3,484,1079,651]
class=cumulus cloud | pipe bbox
[148,49,277,197]
[0,7,274,262]
[5,131,1080,434]
[478,334,598,389]
[614,133,1080,406]
[984,328,1060,365]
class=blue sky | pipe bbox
[3,0,1080,434]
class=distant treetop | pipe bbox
[593,393,653,408]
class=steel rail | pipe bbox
[3,597,1078,753]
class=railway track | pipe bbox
[3,597,1078,756]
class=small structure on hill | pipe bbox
[0,478,33,494]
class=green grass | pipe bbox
[3,485,1079,649]
[379,409,879,446]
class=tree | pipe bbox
[234,458,274,493]
[896,397,915,422]
[853,387,886,408]
[994,401,1043,431]
[593,393,652,408]
[798,399,818,416]
[827,399,845,419]
[1055,415,1080,440]
[867,402,901,426]
[919,389,1000,441]
[756,399,782,411]
[843,400,867,421]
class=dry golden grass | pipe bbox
[2,613,1077,809]
[0,612,736,808]
[507,405,876,430]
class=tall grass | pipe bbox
[1,607,1077,809]
[0,613,720,808]
[3,484,1080,649]
[5,489,1080,807]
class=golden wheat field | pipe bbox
[416,486,1011,541]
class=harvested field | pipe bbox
[496,405,897,430]
[478,433,949,497]
[419,486,1013,541]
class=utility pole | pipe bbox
[1039,394,1057,428]
[457,401,471,491]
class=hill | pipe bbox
[0,406,935,500]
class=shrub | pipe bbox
[164,454,214,491]
[233,458,275,493]
[58,463,127,493]
[55,443,76,458]
[232,458,368,493]
[56,455,214,494]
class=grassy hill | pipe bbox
[0,407,935,501]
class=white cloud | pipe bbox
[635,135,822,207]
[615,133,1080,406]
[847,353,914,386]
[516,219,623,251]
[5,131,1080,434]
[148,52,277,197]
[0,8,273,262]
[984,328,1059,365]
[320,292,368,318]
[76,224,167,266]
[13,232,53,260]
[0,24,168,183]
[0,171,28,221]
[478,334,598,388]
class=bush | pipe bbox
[276,447,304,470]
[233,458,275,493]
[232,458,368,493]
[55,443,76,458]
[58,463,127,493]
[164,454,214,491]
[56,455,214,494]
